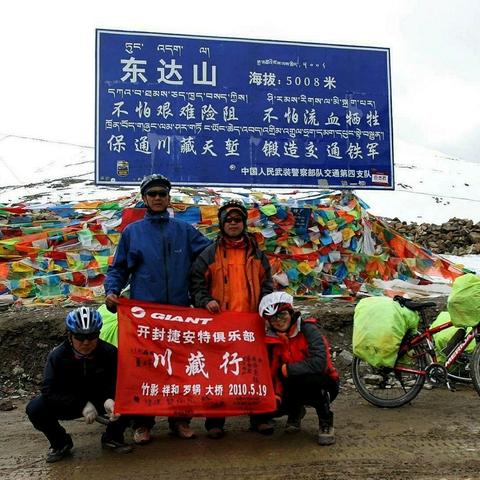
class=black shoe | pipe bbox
[250,421,275,435]
[318,412,335,446]
[318,423,335,445]
[285,406,306,433]
[46,434,73,463]
[101,437,133,454]
[207,427,225,439]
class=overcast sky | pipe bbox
[1,0,479,162]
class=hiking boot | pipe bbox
[250,421,275,435]
[101,437,133,454]
[46,434,73,463]
[207,427,225,439]
[285,405,306,434]
[133,426,152,445]
[170,421,196,439]
[318,412,335,446]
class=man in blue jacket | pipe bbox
[104,174,211,444]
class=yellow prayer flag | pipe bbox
[297,262,313,274]
[11,261,35,273]
[342,228,355,241]
[200,205,218,224]
[326,219,338,231]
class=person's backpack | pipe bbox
[353,296,419,368]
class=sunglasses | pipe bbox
[72,332,99,342]
[224,217,243,224]
[146,190,169,198]
[269,311,290,321]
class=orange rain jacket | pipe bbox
[189,234,273,312]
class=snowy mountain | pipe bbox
[1,133,479,225]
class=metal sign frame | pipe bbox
[96,29,394,189]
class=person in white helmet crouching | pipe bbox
[258,292,339,445]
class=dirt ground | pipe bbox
[3,297,480,479]
[2,387,480,480]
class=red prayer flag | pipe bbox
[118,208,146,232]
[115,298,276,417]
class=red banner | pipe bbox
[115,298,276,416]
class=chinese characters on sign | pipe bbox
[114,298,276,416]
[96,30,393,189]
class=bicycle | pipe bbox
[352,296,480,408]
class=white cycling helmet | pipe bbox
[259,292,294,318]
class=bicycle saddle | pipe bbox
[393,296,436,311]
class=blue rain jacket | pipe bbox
[105,210,211,306]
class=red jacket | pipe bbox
[266,316,339,397]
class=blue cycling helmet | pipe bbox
[65,307,103,334]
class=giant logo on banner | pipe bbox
[114,299,276,416]
[96,29,393,189]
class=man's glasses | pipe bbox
[224,217,243,224]
[72,332,99,342]
[146,190,168,198]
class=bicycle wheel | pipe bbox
[352,346,426,408]
[469,343,480,396]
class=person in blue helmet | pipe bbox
[26,307,133,463]
[104,174,211,444]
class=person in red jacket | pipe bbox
[258,292,339,445]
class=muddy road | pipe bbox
[2,299,480,479]
[2,385,480,480]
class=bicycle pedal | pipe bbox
[446,382,456,392]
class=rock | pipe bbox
[386,217,480,255]
[469,232,480,243]
[12,366,24,376]
[337,350,354,368]
[0,398,16,411]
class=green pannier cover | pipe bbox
[447,273,480,328]
[432,311,476,362]
[98,304,118,347]
[353,296,419,368]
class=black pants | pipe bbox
[132,415,156,430]
[111,415,192,431]
[277,373,339,420]
[26,395,131,449]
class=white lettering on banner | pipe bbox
[136,325,256,345]
[186,351,210,378]
[139,383,269,398]
[130,306,213,325]
[153,348,173,375]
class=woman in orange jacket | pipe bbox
[190,199,273,438]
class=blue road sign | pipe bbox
[96,29,394,189]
